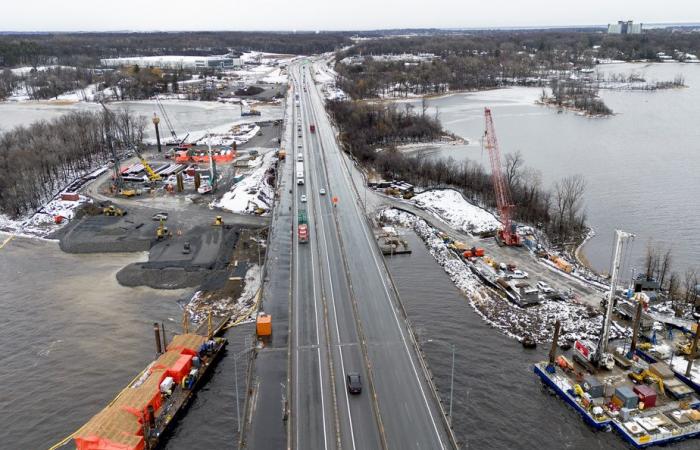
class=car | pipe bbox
[319,188,326,195]
[507,270,529,279]
[182,241,191,255]
[152,212,168,221]
[536,281,554,294]
[297,143,303,149]
[300,194,307,203]
[346,373,362,394]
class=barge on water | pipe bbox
[57,319,227,450]
[534,230,700,448]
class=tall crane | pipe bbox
[483,107,521,246]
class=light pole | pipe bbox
[423,338,456,425]
[234,338,255,434]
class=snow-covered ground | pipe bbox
[187,123,260,147]
[412,189,501,235]
[213,151,277,215]
[379,208,629,344]
[185,263,262,324]
[0,195,90,238]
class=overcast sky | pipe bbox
[2,0,698,32]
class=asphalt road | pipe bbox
[288,61,453,450]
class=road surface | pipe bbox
[288,61,453,450]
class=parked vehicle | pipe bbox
[152,212,168,221]
[536,281,554,294]
[507,270,529,279]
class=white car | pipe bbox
[300,194,307,203]
[319,188,326,195]
[536,281,554,294]
[507,270,529,279]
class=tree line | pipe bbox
[326,99,587,244]
[0,32,353,67]
[0,109,146,217]
[643,242,699,317]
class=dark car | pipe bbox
[346,373,362,394]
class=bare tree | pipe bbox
[504,150,524,190]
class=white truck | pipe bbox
[296,162,304,185]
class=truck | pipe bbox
[296,162,304,185]
[298,224,309,243]
[310,124,316,133]
[298,209,309,243]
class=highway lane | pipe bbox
[298,66,384,450]
[301,61,453,450]
[292,77,334,450]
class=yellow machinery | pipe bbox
[677,341,693,356]
[103,205,126,216]
[213,216,223,226]
[156,219,170,240]
[629,367,665,395]
[119,188,137,197]
[134,148,161,182]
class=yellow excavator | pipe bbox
[629,366,665,395]
[156,219,170,240]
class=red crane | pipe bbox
[484,107,521,246]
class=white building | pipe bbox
[608,20,643,35]
[100,55,242,70]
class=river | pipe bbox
[386,232,696,450]
[412,62,700,275]
[0,234,250,449]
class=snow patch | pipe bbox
[213,151,277,215]
[412,189,501,235]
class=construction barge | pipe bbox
[534,230,700,448]
[55,317,228,450]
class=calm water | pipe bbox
[386,232,696,450]
[416,62,700,274]
[0,235,246,449]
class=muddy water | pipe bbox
[386,232,694,450]
[0,235,186,449]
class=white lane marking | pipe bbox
[306,88,358,450]
[308,70,447,450]
[294,77,329,450]
[302,69,330,449]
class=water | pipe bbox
[0,100,281,140]
[386,232,696,450]
[414,62,700,274]
[0,235,185,449]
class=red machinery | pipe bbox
[484,108,521,246]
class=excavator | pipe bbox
[628,364,665,395]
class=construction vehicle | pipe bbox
[156,219,170,240]
[119,188,138,197]
[103,205,126,216]
[483,108,521,246]
[463,247,486,258]
[628,365,665,395]
[213,216,223,226]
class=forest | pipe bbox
[0,32,352,67]
[0,109,145,217]
[326,99,587,244]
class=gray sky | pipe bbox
[2,0,698,31]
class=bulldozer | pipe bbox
[628,365,665,395]
[103,205,126,216]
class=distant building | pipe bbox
[608,20,643,35]
[100,55,242,70]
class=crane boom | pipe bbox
[484,107,520,246]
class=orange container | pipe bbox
[256,314,272,336]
